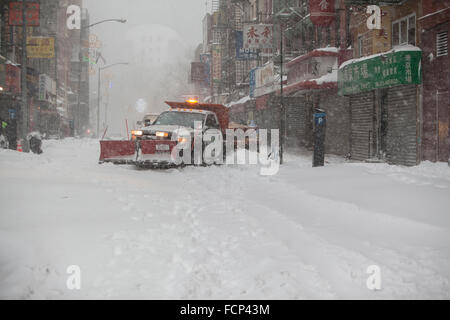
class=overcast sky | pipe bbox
[83,0,208,135]
[85,0,207,49]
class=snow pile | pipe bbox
[0,139,449,299]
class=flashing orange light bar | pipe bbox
[186,99,199,104]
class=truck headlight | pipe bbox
[156,132,169,138]
[132,130,143,136]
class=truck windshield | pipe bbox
[154,112,206,129]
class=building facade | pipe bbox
[0,0,89,147]
[191,0,449,165]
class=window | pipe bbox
[392,14,416,46]
[206,115,219,129]
[437,31,448,57]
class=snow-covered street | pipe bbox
[0,139,449,299]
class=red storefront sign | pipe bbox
[5,64,21,93]
[310,0,335,27]
[9,2,40,26]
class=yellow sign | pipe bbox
[27,37,55,58]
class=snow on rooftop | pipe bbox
[228,95,252,107]
[316,46,339,53]
[287,47,339,67]
[315,69,338,84]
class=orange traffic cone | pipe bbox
[17,140,23,152]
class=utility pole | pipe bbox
[97,62,128,138]
[20,0,29,151]
[280,23,285,165]
[78,19,127,138]
[76,15,83,137]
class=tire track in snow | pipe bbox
[182,164,450,299]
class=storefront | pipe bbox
[338,47,423,166]
[0,59,21,149]
[279,48,351,154]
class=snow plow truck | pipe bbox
[99,100,257,168]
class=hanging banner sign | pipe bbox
[212,44,222,85]
[243,24,273,50]
[254,61,275,97]
[39,74,56,102]
[27,37,55,58]
[249,69,256,98]
[9,2,40,26]
[191,62,205,83]
[310,0,336,27]
[200,54,211,88]
[2,64,21,93]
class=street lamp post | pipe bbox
[276,13,291,165]
[20,0,29,152]
[76,18,126,137]
[97,63,129,138]
[280,23,285,165]
[275,8,304,165]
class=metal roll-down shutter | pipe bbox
[386,85,418,166]
[350,92,375,161]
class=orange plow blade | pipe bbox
[99,141,137,164]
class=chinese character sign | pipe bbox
[9,2,40,26]
[243,24,273,50]
[27,37,55,59]
[338,50,422,96]
[3,64,21,93]
[212,44,222,85]
[236,31,259,60]
[310,0,335,27]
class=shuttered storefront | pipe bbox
[386,85,419,166]
[350,92,375,161]
[268,96,311,148]
[285,97,311,148]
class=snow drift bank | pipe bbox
[0,139,449,299]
